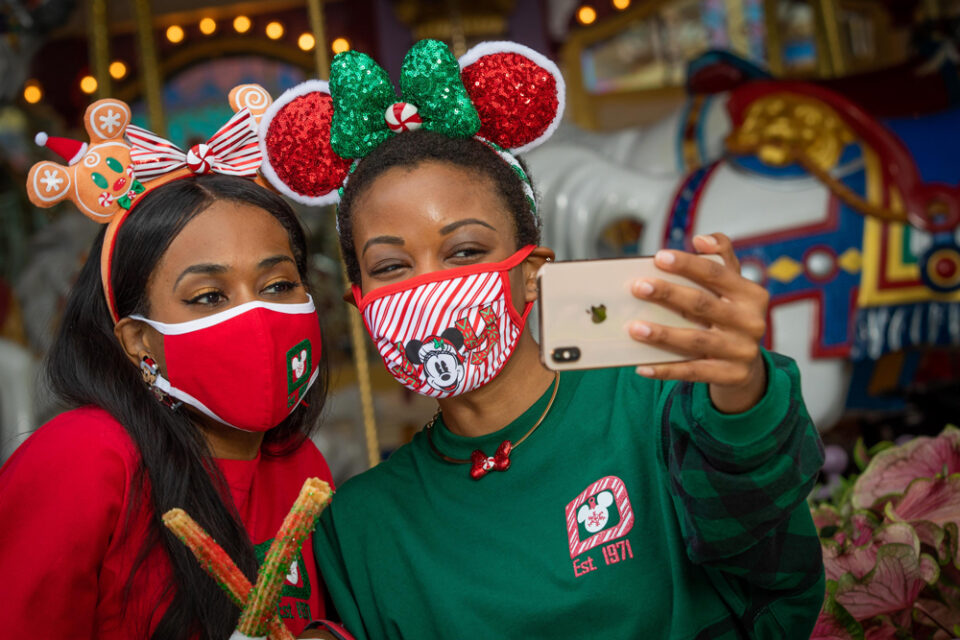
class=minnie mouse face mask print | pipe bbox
[353,246,536,398]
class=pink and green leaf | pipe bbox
[824,524,918,582]
[915,597,960,635]
[851,512,880,546]
[834,544,939,619]
[861,620,899,640]
[852,427,960,510]
[909,520,950,564]
[886,475,960,527]
[814,503,844,532]
[811,596,865,640]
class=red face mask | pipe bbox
[130,296,322,431]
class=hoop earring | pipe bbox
[140,354,182,410]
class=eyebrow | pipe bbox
[258,255,296,269]
[173,263,228,291]
[439,218,497,235]
[362,235,404,256]
[171,255,294,291]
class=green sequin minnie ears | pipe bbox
[251,39,565,219]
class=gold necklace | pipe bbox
[426,372,560,480]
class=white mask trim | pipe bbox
[130,295,316,336]
[154,366,319,432]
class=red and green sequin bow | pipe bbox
[329,39,481,159]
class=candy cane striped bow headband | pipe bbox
[127,108,262,180]
[251,39,565,221]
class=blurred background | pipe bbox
[2,0,960,484]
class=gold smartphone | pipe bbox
[537,255,724,371]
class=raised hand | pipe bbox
[628,233,769,414]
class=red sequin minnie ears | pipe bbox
[459,41,565,155]
[255,79,352,206]
[253,40,565,206]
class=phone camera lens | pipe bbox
[551,347,581,363]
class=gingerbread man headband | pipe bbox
[254,39,565,216]
[26,92,269,323]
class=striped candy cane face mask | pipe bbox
[353,246,536,398]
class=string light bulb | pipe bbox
[109,61,127,80]
[199,18,216,35]
[23,81,42,104]
[613,0,631,9]
[577,5,597,24]
[166,25,184,43]
[80,75,98,94]
[331,37,350,54]
[266,21,284,40]
[233,15,251,34]
[298,33,315,51]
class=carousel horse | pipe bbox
[527,52,960,431]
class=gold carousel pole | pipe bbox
[306,0,381,468]
[446,0,467,57]
[132,0,166,135]
[306,0,331,79]
[725,0,749,59]
[762,0,784,76]
[86,0,111,99]
[812,0,846,77]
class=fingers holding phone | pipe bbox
[628,233,771,412]
[537,253,727,372]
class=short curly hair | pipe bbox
[336,130,540,284]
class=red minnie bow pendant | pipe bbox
[470,441,512,480]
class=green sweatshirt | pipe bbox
[314,350,825,639]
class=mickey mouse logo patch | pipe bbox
[565,476,634,558]
[286,339,312,407]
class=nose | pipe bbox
[113,176,127,191]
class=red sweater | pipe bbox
[0,406,335,639]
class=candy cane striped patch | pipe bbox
[565,476,634,558]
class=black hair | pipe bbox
[45,175,328,639]
[336,130,541,284]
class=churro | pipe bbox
[237,478,332,636]
[162,478,331,640]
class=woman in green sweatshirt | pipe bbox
[298,39,825,639]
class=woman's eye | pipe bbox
[184,290,225,305]
[450,247,487,260]
[263,280,301,294]
[370,262,407,277]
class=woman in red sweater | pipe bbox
[0,174,334,638]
